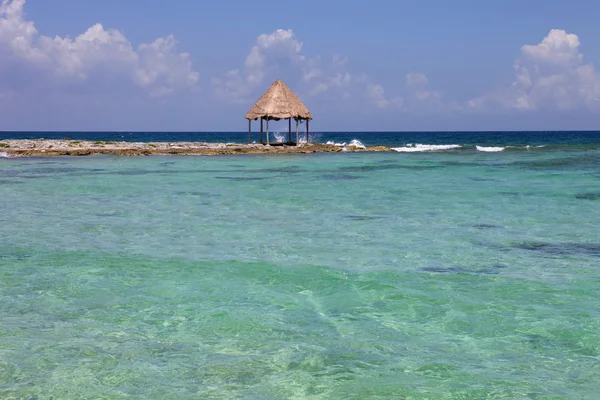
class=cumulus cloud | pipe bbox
[213,29,310,102]
[213,29,358,103]
[244,29,305,86]
[521,30,582,66]
[213,28,409,115]
[0,0,198,97]
[470,29,600,112]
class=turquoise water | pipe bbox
[1,149,600,398]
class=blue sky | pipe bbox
[1,0,600,131]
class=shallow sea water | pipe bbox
[1,149,600,399]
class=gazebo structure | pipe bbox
[245,79,313,145]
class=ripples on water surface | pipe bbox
[1,146,600,398]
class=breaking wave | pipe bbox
[265,131,324,144]
[326,139,366,149]
[387,144,549,153]
[391,144,462,152]
[476,146,505,152]
[272,132,289,143]
[299,132,323,144]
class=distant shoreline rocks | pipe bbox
[0,139,391,157]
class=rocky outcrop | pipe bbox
[0,139,391,157]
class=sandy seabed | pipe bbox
[0,139,391,157]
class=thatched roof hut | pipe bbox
[246,80,312,121]
[245,80,312,145]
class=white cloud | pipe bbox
[0,0,198,97]
[244,29,305,86]
[521,29,582,66]
[363,72,446,112]
[213,28,407,114]
[309,72,352,96]
[212,29,311,102]
[415,90,441,101]
[366,83,403,109]
[400,72,449,113]
[470,29,600,112]
[309,53,353,96]
[405,72,428,87]
[214,29,399,106]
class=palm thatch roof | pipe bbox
[245,79,312,121]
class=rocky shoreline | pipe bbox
[0,139,392,157]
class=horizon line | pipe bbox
[2,130,600,134]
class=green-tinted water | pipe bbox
[1,151,599,398]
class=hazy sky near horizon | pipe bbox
[2,0,600,131]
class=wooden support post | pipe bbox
[266,117,270,145]
[295,119,299,146]
[306,119,310,144]
[260,118,263,144]
[248,119,251,144]
[288,118,292,144]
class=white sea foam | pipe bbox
[262,131,312,144]
[0,152,9,158]
[272,132,288,143]
[297,132,323,144]
[325,138,365,148]
[391,144,462,152]
[349,139,366,149]
[476,146,505,152]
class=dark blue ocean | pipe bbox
[2,130,600,150]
